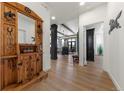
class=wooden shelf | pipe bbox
[20,52,39,55]
[0,55,17,59]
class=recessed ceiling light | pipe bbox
[51,16,56,20]
[80,2,85,6]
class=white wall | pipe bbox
[20,2,51,71]
[103,3,124,90]
[79,4,107,66]
[94,24,104,55]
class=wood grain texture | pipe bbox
[3,71,48,91]
[22,55,117,91]
[0,3,3,90]
[0,2,44,90]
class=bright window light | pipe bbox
[80,2,85,6]
[51,16,56,20]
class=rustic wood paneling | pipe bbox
[6,2,43,21]
[36,21,42,45]
[0,2,44,90]
[18,53,39,83]
[3,24,17,56]
[3,4,17,25]
[0,61,4,90]
[3,58,17,88]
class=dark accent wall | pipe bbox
[50,24,58,60]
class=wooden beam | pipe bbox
[57,31,65,36]
[61,24,75,34]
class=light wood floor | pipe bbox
[23,54,117,91]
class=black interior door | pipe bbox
[86,28,94,61]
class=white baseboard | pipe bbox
[107,71,121,90]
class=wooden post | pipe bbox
[50,24,58,60]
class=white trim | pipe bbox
[107,71,121,90]
[84,59,87,65]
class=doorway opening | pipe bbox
[68,38,76,53]
[84,22,104,68]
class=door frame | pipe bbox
[80,21,104,66]
[82,26,95,65]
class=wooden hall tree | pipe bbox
[0,2,47,90]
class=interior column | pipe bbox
[50,24,58,60]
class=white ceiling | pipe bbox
[45,2,107,24]
[45,2,107,38]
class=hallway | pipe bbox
[23,55,116,91]
[1,2,124,91]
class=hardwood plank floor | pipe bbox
[22,54,117,91]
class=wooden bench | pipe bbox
[72,55,79,63]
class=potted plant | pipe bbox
[97,45,103,56]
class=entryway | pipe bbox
[83,22,104,67]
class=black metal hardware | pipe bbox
[38,25,41,28]
[25,7,31,13]
[18,62,22,66]
[31,37,35,42]
[37,58,39,61]
[4,11,16,21]
[7,59,17,71]
[36,73,40,76]
[18,80,23,84]
[12,62,17,71]
[37,24,42,35]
